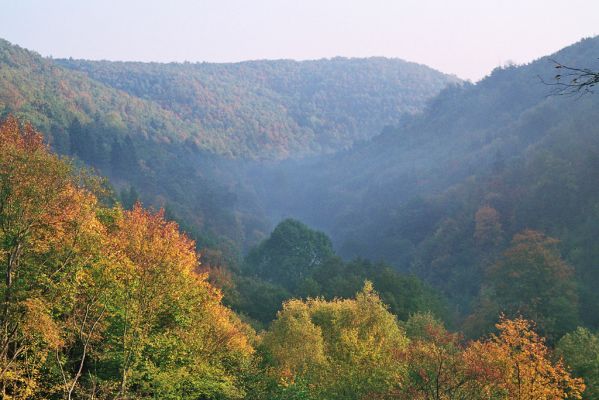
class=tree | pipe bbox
[399,314,486,400]
[546,60,599,96]
[395,315,585,399]
[556,327,599,399]
[466,317,585,399]
[261,282,408,400]
[0,116,91,397]
[243,219,335,290]
[103,204,255,399]
[468,230,579,341]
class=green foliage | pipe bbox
[244,219,335,289]
[468,230,579,341]
[557,327,599,399]
[236,220,447,325]
[231,276,291,328]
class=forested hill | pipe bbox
[0,38,457,159]
[254,36,599,325]
[0,38,195,151]
[57,57,459,158]
[0,38,459,252]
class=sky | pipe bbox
[1,0,598,81]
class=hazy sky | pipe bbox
[1,0,598,81]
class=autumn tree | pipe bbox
[399,316,474,399]
[396,315,585,399]
[101,204,255,399]
[397,313,503,400]
[261,282,408,400]
[465,317,585,399]
[0,116,109,398]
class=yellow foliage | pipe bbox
[262,282,408,399]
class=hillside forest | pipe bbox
[1,35,599,399]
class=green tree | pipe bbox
[557,327,599,399]
[244,219,334,290]
[468,230,579,341]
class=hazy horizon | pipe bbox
[1,0,598,81]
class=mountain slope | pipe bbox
[251,37,599,320]
[57,57,459,158]
[0,39,200,148]
[0,38,456,255]
[0,38,260,249]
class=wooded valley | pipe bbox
[1,34,599,398]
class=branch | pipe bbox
[541,58,599,97]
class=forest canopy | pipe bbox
[0,115,589,398]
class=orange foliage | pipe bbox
[398,316,584,399]
[465,316,585,400]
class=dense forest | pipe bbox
[252,37,599,326]
[57,57,458,157]
[0,116,591,399]
[0,38,457,254]
[2,33,599,398]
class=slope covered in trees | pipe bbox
[254,37,599,327]
[0,37,457,258]
[0,39,195,151]
[0,116,587,398]
[0,37,459,160]
[0,37,266,254]
[57,57,459,157]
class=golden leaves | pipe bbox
[0,116,255,398]
[399,316,585,399]
[481,316,585,400]
[21,298,63,351]
[262,284,408,399]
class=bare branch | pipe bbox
[542,58,599,96]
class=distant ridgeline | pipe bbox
[56,56,459,157]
